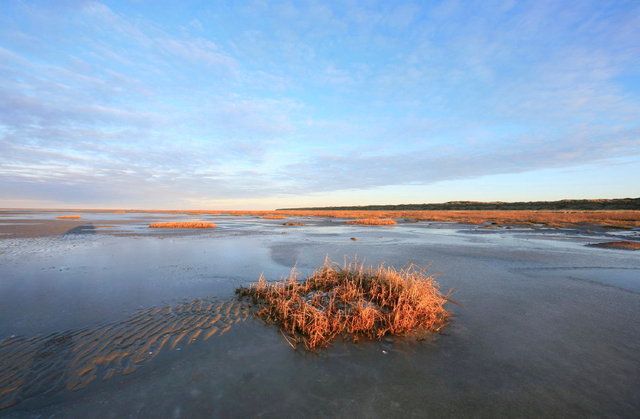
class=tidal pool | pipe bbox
[0,211,638,418]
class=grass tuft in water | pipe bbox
[236,258,450,350]
[148,222,216,229]
[345,218,397,225]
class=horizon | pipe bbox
[1,196,638,212]
[1,1,639,209]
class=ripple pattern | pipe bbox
[0,298,249,410]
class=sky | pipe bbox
[0,0,639,209]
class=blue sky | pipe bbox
[0,0,638,209]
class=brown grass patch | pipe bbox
[283,222,305,226]
[588,241,640,250]
[236,258,450,350]
[56,215,82,219]
[262,215,286,219]
[266,210,640,228]
[89,209,638,228]
[148,222,216,229]
[345,218,397,225]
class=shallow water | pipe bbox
[0,211,639,418]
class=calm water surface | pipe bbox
[0,211,638,418]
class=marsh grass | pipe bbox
[588,241,640,250]
[283,222,305,226]
[345,218,397,225]
[268,210,640,228]
[124,209,639,228]
[262,215,286,219]
[56,215,81,219]
[148,222,216,229]
[236,258,450,350]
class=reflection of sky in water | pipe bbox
[0,211,639,417]
[0,234,288,336]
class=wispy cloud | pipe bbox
[0,1,638,208]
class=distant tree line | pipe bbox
[278,198,640,211]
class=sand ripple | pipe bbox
[0,298,250,410]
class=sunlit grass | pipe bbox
[588,241,640,250]
[345,218,397,225]
[92,208,639,228]
[56,215,81,219]
[265,210,640,228]
[237,258,450,350]
[148,222,216,229]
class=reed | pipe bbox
[588,241,640,250]
[236,258,450,350]
[148,222,216,229]
[268,210,640,228]
[94,209,639,227]
[345,218,397,225]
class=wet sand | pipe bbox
[0,210,639,417]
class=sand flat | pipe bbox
[0,210,638,417]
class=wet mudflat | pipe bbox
[0,211,639,418]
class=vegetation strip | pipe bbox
[148,222,216,229]
[277,197,640,211]
[345,218,397,225]
[588,241,640,250]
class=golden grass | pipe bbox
[56,215,81,219]
[345,218,397,225]
[148,222,216,229]
[283,222,305,226]
[69,209,638,228]
[236,258,450,350]
[264,210,640,228]
[588,241,640,250]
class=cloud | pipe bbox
[0,1,638,207]
[278,126,640,194]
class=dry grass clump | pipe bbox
[56,215,82,219]
[236,258,450,350]
[148,222,216,229]
[262,215,286,219]
[283,222,305,226]
[588,241,640,250]
[345,218,397,225]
